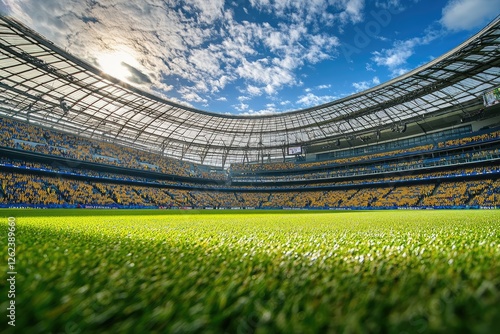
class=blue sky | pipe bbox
[1,0,499,115]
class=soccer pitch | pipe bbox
[1,209,499,333]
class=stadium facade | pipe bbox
[0,14,499,209]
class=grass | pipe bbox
[1,209,499,333]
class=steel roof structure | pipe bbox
[1,14,499,167]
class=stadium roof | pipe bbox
[1,14,499,167]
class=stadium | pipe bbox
[1,10,500,334]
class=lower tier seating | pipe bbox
[1,171,498,209]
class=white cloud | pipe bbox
[185,0,225,23]
[2,0,347,112]
[372,44,413,68]
[440,0,500,31]
[365,62,375,72]
[239,108,279,116]
[264,84,277,95]
[297,92,338,107]
[391,67,409,77]
[352,76,380,91]
[233,102,250,112]
[236,58,295,92]
[371,30,441,77]
[249,0,366,27]
[352,81,369,91]
[178,87,208,104]
[188,48,223,78]
[339,0,365,24]
[247,85,262,96]
[304,33,340,63]
[166,96,195,108]
[238,95,251,102]
[375,0,405,11]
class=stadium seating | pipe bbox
[1,170,498,209]
[1,116,499,209]
[0,117,225,180]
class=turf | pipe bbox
[1,209,499,333]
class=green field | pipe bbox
[1,209,500,333]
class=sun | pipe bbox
[96,50,138,82]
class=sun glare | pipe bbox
[96,51,138,82]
